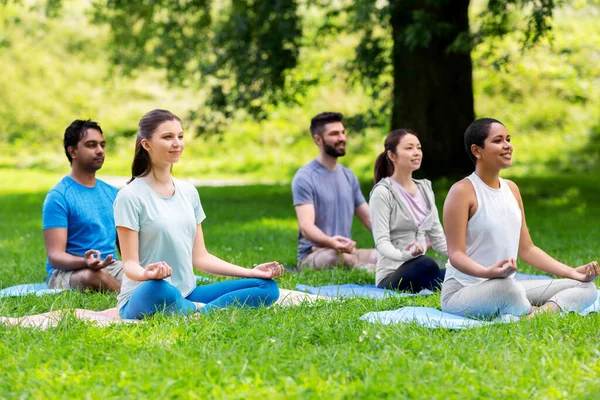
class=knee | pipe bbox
[499,280,530,315]
[140,279,179,303]
[321,250,341,268]
[257,279,280,305]
[580,281,598,303]
[77,269,107,287]
[420,257,441,276]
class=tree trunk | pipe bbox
[390,0,474,179]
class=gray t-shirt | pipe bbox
[114,177,206,310]
[291,159,366,261]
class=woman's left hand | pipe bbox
[571,261,600,282]
[253,261,284,279]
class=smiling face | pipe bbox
[142,119,185,167]
[388,133,422,172]
[315,121,346,158]
[68,128,106,172]
[472,123,513,169]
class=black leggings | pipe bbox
[377,255,445,293]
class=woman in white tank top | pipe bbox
[441,118,599,318]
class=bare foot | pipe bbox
[526,301,561,319]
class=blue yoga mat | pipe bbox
[0,283,64,299]
[360,290,600,330]
[295,284,433,299]
[295,273,551,300]
[0,275,214,299]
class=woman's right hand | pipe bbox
[484,258,517,278]
[142,261,172,281]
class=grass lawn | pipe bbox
[1,170,600,399]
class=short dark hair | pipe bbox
[464,118,505,164]
[310,112,344,137]
[63,119,103,164]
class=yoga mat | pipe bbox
[295,284,433,299]
[0,283,64,299]
[360,290,600,329]
[0,275,213,299]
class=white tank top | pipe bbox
[445,172,522,286]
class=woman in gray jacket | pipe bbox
[370,129,447,292]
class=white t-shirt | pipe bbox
[114,177,206,310]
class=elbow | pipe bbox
[46,252,62,270]
[447,251,462,267]
[298,224,311,239]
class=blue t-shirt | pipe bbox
[42,176,119,279]
[291,159,366,261]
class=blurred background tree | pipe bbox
[0,0,598,181]
[86,0,560,178]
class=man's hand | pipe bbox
[571,261,600,282]
[252,261,284,279]
[330,236,356,253]
[84,250,114,270]
[142,262,172,281]
[484,258,518,279]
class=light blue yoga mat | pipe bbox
[295,284,433,299]
[360,290,600,330]
[0,275,214,299]
[294,273,551,300]
[0,283,65,299]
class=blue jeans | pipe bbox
[120,278,279,319]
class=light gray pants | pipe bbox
[441,277,598,318]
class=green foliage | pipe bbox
[0,1,599,181]
[2,170,600,398]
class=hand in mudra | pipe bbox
[404,242,424,257]
[572,261,600,282]
[253,261,284,279]
[486,258,518,279]
[84,249,113,270]
[143,261,172,280]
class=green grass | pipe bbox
[1,171,600,398]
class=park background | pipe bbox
[1,0,600,399]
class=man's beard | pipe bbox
[324,142,345,158]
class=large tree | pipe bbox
[88,0,557,178]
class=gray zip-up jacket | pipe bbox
[369,177,448,286]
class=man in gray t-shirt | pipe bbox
[291,112,376,270]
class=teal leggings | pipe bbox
[119,278,279,319]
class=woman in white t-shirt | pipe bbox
[442,118,598,318]
[369,129,448,292]
[114,109,283,320]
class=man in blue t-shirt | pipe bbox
[292,112,376,271]
[42,119,123,292]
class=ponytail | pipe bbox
[129,136,151,183]
[374,151,394,184]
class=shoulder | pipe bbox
[446,178,475,200]
[115,180,141,203]
[370,181,391,197]
[44,177,73,203]
[175,178,200,199]
[292,164,316,187]
[503,178,523,202]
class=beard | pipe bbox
[323,141,346,158]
